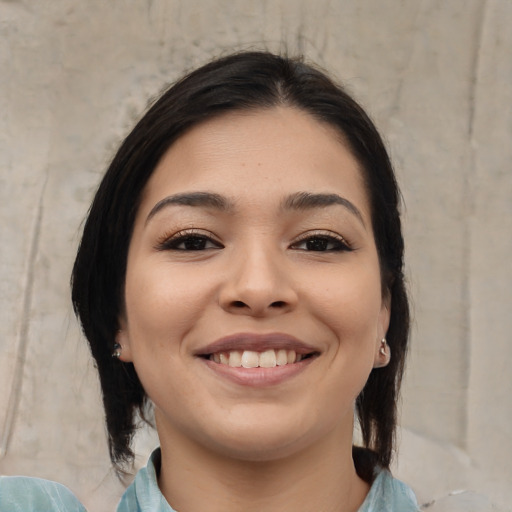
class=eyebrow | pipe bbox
[145,192,233,225]
[145,190,365,228]
[282,192,366,227]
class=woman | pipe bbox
[0,51,418,511]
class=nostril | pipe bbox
[225,299,290,312]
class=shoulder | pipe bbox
[0,476,86,512]
[359,469,420,512]
[420,490,501,511]
[117,449,174,512]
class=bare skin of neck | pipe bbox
[156,414,370,512]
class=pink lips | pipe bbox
[195,332,317,356]
[195,332,319,387]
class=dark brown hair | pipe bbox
[71,51,409,479]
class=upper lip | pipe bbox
[194,332,318,356]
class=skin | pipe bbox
[117,107,390,512]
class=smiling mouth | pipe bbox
[196,332,320,374]
[203,349,317,368]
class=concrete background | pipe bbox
[0,1,511,510]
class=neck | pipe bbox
[156,417,369,512]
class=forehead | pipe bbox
[139,107,370,220]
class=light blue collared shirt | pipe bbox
[1,449,420,511]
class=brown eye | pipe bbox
[174,236,213,250]
[305,237,331,251]
[156,230,223,251]
[291,233,352,252]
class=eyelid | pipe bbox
[154,228,223,250]
[290,230,353,251]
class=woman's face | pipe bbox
[118,107,390,461]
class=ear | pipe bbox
[115,318,134,363]
[373,294,391,369]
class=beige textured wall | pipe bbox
[1,1,510,510]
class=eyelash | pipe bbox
[155,229,223,251]
[290,231,352,252]
[156,229,352,253]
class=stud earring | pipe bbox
[112,343,122,359]
[374,338,390,369]
[379,338,388,356]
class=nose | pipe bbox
[219,245,298,317]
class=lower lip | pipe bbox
[201,356,316,387]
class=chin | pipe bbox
[198,414,333,463]
[208,432,310,463]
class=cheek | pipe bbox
[309,268,383,338]
[124,261,214,344]
[307,265,383,393]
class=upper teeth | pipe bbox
[210,349,302,368]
